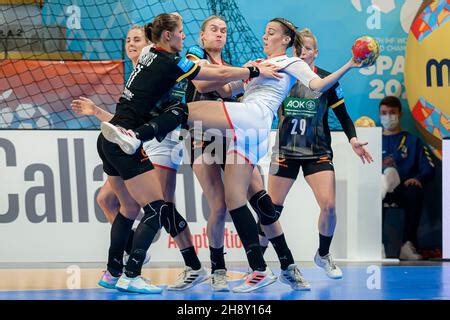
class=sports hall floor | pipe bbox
[1,261,449,300]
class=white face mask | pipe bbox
[380,114,399,130]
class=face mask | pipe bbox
[380,114,399,130]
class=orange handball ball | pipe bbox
[351,36,380,67]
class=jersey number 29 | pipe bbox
[291,118,306,135]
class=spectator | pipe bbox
[380,96,435,260]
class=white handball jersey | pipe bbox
[242,55,321,117]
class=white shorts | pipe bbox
[221,101,273,165]
[143,131,183,171]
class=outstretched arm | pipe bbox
[194,63,281,83]
[285,58,362,93]
[310,59,362,93]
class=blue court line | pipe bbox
[1,266,449,300]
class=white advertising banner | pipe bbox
[0,128,382,262]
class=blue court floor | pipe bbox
[1,262,449,300]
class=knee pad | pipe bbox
[249,190,281,226]
[162,100,189,124]
[142,200,166,233]
[152,100,188,142]
[161,203,188,238]
[273,204,284,216]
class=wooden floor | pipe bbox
[0,267,245,291]
[1,263,449,300]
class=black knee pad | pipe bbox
[163,100,189,123]
[152,100,189,142]
[249,190,281,226]
[142,200,166,233]
[273,204,284,216]
[161,203,188,238]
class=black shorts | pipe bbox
[97,134,154,180]
[269,154,334,179]
[188,133,230,169]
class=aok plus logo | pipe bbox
[404,0,450,157]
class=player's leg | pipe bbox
[304,160,342,279]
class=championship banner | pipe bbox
[0,60,123,129]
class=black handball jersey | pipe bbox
[274,66,346,159]
[110,46,200,129]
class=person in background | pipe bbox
[380,95,435,260]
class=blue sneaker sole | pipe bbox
[115,285,163,294]
[98,280,118,290]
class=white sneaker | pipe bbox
[123,251,151,266]
[101,122,141,155]
[211,269,229,292]
[280,264,311,291]
[232,268,277,293]
[399,241,423,260]
[115,274,162,294]
[314,251,343,279]
[167,266,209,291]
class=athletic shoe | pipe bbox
[399,241,423,260]
[314,250,343,279]
[101,122,141,155]
[167,266,209,291]
[115,274,162,294]
[280,264,311,291]
[98,270,120,289]
[241,268,252,279]
[210,269,229,292]
[232,268,277,293]
[123,251,151,266]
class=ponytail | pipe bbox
[144,23,153,42]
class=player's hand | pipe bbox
[258,63,282,79]
[348,57,364,69]
[404,178,422,188]
[350,138,373,164]
[71,96,98,116]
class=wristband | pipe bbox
[247,66,260,78]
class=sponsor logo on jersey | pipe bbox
[187,45,205,59]
[283,97,319,117]
[177,57,195,73]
